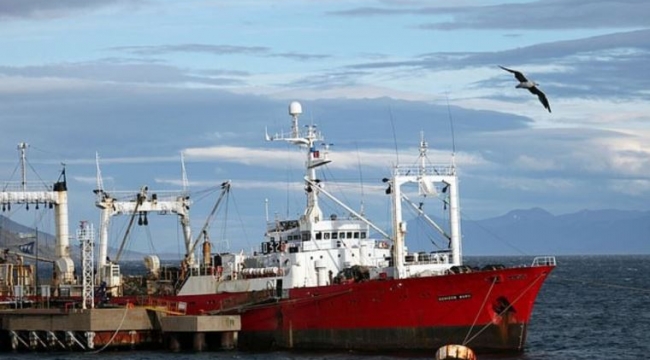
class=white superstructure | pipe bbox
[177,102,462,296]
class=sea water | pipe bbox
[10,255,650,360]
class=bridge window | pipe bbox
[332,232,338,239]
[339,232,345,239]
[346,232,352,239]
[324,232,330,240]
[361,232,366,239]
[315,232,322,240]
[353,232,359,239]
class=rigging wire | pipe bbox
[355,142,365,216]
[25,158,50,188]
[389,106,400,165]
[402,203,445,250]
[459,210,529,256]
[445,92,457,156]
[1,161,20,191]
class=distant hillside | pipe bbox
[459,208,650,256]
[0,215,57,259]
[0,215,171,263]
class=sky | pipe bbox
[1,0,649,257]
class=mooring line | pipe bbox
[463,276,498,345]
[87,303,131,354]
[463,272,546,346]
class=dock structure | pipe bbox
[0,306,240,352]
[161,314,240,351]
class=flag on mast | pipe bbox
[18,241,35,254]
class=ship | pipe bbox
[0,102,555,353]
[100,101,556,354]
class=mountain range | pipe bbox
[458,208,649,256]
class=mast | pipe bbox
[266,101,331,227]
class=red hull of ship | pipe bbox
[117,264,553,353]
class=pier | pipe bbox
[0,306,240,352]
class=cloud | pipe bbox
[0,61,246,88]
[338,29,650,101]
[112,44,270,56]
[331,1,650,30]
[416,1,650,31]
[182,144,488,172]
[111,44,331,62]
[0,0,142,20]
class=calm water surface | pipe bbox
[7,255,650,360]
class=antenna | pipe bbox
[95,152,104,192]
[181,151,189,193]
[18,142,28,191]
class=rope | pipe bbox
[87,304,131,354]
[463,272,546,346]
[463,276,498,345]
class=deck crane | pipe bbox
[0,143,75,295]
[93,154,192,296]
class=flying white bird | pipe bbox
[499,65,551,113]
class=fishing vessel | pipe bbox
[0,102,555,353]
[103,101,556,353]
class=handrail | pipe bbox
[532,256,556,267]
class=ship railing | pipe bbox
[137,295,188,315]
[532,256,556,267]
[404,251,452,265]
[103,189,187,201]
[394,164,454,177]
[1,181,56,192]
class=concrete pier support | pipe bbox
[160,315,240,352]
[193,332,205,351]
[168,334,181,352]
[221,331,237,349]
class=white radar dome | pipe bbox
[289,101,302,116]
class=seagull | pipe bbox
[499,65,551,113]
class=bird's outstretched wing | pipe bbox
[529,86,551,113]
[499,65,528,82]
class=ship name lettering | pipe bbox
[437,293,472,302]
